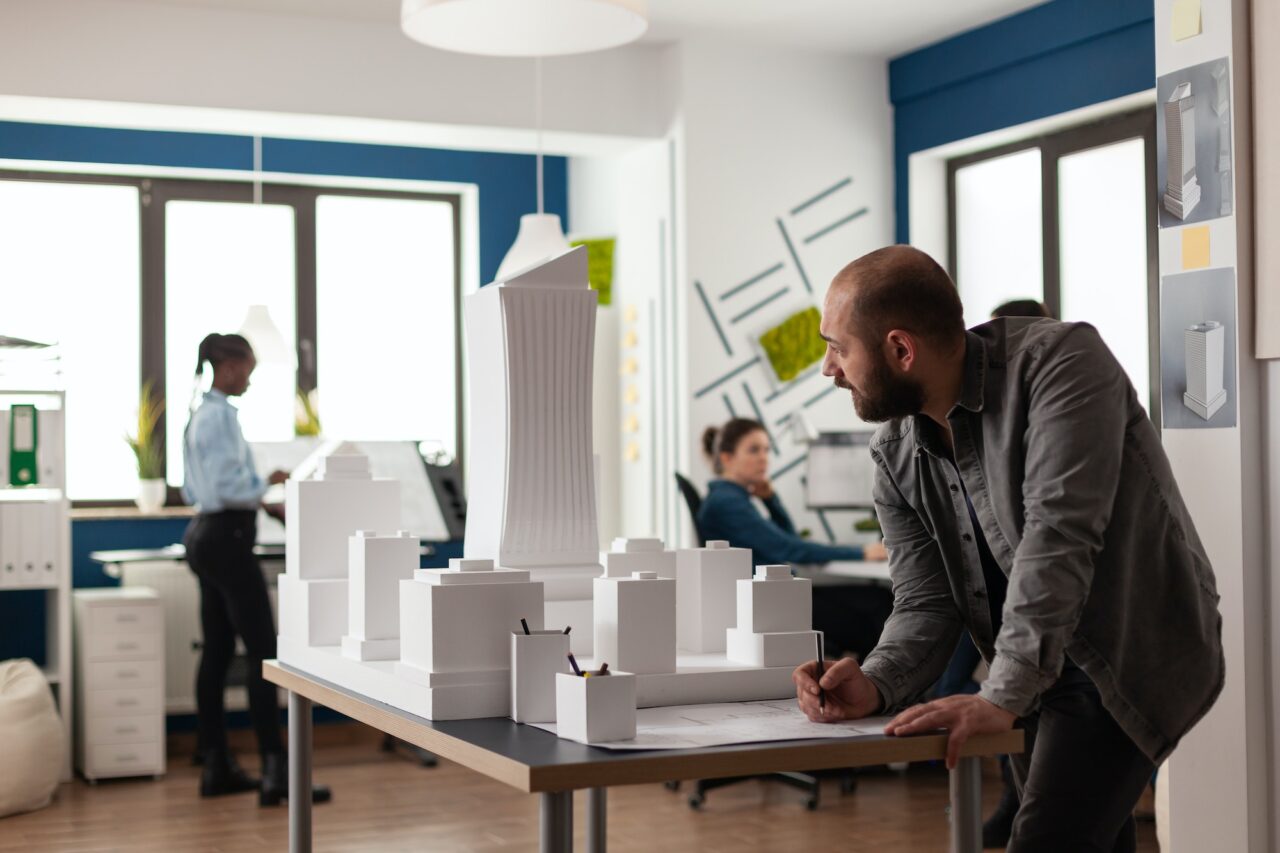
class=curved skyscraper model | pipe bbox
[464,246,603,606]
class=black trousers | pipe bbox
[184,511,284,757]
[1007,664,1155,852]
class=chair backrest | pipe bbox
[674,472,707,547]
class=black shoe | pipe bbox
[981,788,1019,849]
[259,752,332,807]
[199,750,259,797]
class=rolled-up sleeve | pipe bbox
[978,325,1126,717]
[860,450,963,713]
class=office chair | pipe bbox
[667,473,855,809]
[674,472,706,546]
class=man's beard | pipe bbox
[837,351,925,423]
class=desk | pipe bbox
[264,661,1022,853]
[797,560,893,585]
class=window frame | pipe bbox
[0,169,465,507]
[945,107,1160,422]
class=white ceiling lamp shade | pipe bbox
[496,213,571,280]
[400,0,648,57]
[239,304,293,366]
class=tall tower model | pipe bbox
[464,246,601,612]
[1184,321,1227,420]
[1164,81,1201,220]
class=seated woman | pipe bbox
[697,418,887,565]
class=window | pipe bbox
[315,194,458,452]
[948,109,1158,418]
[0,169,463,503]
[164,201,299,486]
[0,179,141,500]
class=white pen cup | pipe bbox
[554,670,637,744]
[510,631,571,724]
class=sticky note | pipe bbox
[620,357,638,376]
[623,414,640,433]
[622,329,638,349]
[1172,0,1201,42]
[1182,225,1210,269]
[624,385,639,404]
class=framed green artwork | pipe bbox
[757,306,825,384]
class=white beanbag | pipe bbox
[0,659,65,818]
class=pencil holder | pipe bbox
[510,631,571,724]
[554,671,637,744]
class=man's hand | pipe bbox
[263,503,286,524]
[793,657,881,723]
[268,470,290,486]
[884,694,1016,769]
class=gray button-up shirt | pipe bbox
[859,318,1224,764]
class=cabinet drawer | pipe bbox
[86,632,161,662]
[86,686,162,718]
[87,741,163,778]
[86,659,161,689]
[87,714,162,746]
[89,604,161,636]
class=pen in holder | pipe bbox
[510,629,571,724]
[555,669,637,743]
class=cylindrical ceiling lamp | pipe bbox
[401,0,648,57]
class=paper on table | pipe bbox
[530,699,896,750]
[1182,225,1211,270]
[1171,0,1201,42]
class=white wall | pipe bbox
[0,0,672,145]
[675,39,895,548]
[1156,0,1272,850]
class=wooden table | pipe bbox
[264,661,1022,853]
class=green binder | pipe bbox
[9,404,38,486]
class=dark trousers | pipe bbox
[184,511,284,758]
[1008,665,1155,852]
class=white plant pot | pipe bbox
[136,478,166,514]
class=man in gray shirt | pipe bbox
[793,246,1223,851]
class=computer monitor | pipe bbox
[804,432,876,510]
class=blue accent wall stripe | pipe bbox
[888,0,1154,242]
[0,120,568,285]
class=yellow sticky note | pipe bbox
[622,329,639,349]
[620,357,638,376]
[624,385,639,404]
[623,414,640,433]
[625,441,640,462]
[1172,0,1201,42]
[1182,225,1210,269]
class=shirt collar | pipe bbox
[911,331,986,458]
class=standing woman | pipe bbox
[182,333,329,806]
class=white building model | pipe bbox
[1184,321,1227,420]
[278,247,821,730]
[1164,81,1201,220]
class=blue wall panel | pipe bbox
[888,0,1154,242]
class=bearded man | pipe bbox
[793,245,1222,852]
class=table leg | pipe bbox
[949,755,982,853]
[540,790,573,853]
[587,788,606,852]
[289,691,313,853]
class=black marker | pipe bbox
[567,652,583,676]
[520,618,531,636]
[563,625,571,635]
[816,633,827,711]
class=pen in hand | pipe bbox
[815,633,826,711]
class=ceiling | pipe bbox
[130,0,1049,57]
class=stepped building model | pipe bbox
[1164,81,1201,220]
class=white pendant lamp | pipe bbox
[401,0,648,57]
[239,305,293,366]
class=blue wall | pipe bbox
[0,120,568,285]
[888,0,1155,242]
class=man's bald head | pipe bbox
[829,245,964,353]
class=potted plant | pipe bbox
[125,381,165,513]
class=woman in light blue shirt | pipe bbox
[181,332,328,807]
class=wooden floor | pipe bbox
[2,724,1157,852]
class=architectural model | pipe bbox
[341,530,418,661]
[1184,321,1227,420]
[463,247,602,647]
[593,571,677,675]
[726,565,818,668]
[676,540,751,653]
[1164,81,1201,220]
